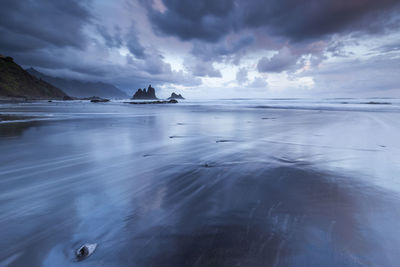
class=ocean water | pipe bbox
[1,98,400,266]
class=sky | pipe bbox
[0,0,399,98]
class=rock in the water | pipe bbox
[168,92,185,100]
[90,98,110,103]
[125,99,178,104]
[81,96,109,102]
[90,98,109,103]
[132,85,158,99]
[63,95,74,100]
[76,243,97,261]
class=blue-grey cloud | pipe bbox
[0,0,92,51]
[249,77,268,88]
[191,35,255,63]
[126,24,147,59]
[1,0,399,96]
[185,59,222,77]
[236,68,248,85]
[257,47,300,73]
[144,0,235,42]
[145,0,400,43]
[97,25,124,48]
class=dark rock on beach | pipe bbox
[63,95,74,100]
[168,92,185,100]
[125,99,178,104]
[90,97,110,103]
[91,99,110,103]
[80,96,110,102]
[132,85,158,99]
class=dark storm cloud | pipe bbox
[191,34,255,62]
[0,28,46,53]
[144,0,235,42]
[145,0,400,43]
[215,35,255,55]
[0,0,92,52]
[1,0,398,94]
[96,25,124,48]
[114,59,202,91]
[240,0,400,41]
[97,22,146,59]
[125,24,146,59]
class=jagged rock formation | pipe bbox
[132,85,158,99]
[0,55,68,99]
[27,68,128,99]
[168,92,185,100]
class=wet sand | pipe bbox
[1,99,400,266]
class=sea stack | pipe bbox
[168,92,185,100]
[132,85,158,99]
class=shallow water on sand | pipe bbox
[1,99,400,266]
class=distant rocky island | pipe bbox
[132,85,158,99]
[168,92,185,100]
[132,86,185,101]
[0,55,69,100]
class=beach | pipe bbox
[1,99,400,266]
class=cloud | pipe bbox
[374,42,400,53]
[144,0,235,42]
[144,0,400,43]
[249,77,268,88]
[1,0,399,97]
[191,34,255,62]
[240,0,400,41]
[257,47,300,73]
[0,0,92,51]
[97,22,146,59]
[184,59,222,77]
[142,53,171,74]
[96,24,123,48]
[125,24,147,59]
[236,68,248,85]
[303,53,400,95]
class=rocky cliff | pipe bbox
[27,68,128,99]
[0,56,68,99]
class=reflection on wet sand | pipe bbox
[0,100,400,266]
[117,164,397,267]
[0,121,41,138]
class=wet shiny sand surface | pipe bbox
[1,99,400,266]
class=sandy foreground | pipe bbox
[1,99,400,266]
